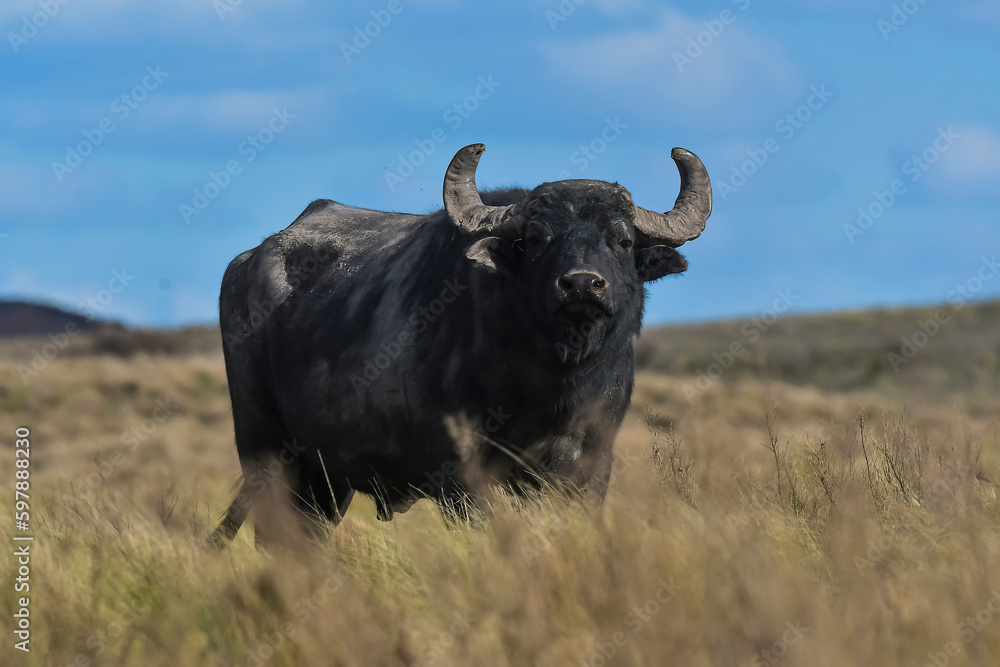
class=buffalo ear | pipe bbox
[466,237,518,274]
[636,246,687,282]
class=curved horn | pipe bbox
[443,143,520,236]
[634,147,713,247]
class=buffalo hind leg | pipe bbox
[210,390,291,547]
[209,478,251,548]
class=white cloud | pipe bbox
[147,87,328,134]
[961,2,1000,28]
[1,0,322,49]
[932,124,1000,195]
[588,0,649,15]
[0,84,330,153]
[0,0,204,26]
[0,153,114,217]
[767,0,873,9]
[542,8,801,120]
[529,0,649,18]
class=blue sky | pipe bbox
[2,0,999,327]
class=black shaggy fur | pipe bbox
[211,180,690,543]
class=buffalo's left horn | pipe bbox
[633,147,713,248]
[443,143,520,236]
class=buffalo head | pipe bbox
[443,143,712,363]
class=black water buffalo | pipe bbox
[211,143,711,543]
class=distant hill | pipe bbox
[0,298,997,394]
[635,298,1000,393]
[0,300,122,338]
[0,300,215,359]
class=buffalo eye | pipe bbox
[608,220,633,253]
[523,221,553,251]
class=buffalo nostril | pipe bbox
[558,271,608,295]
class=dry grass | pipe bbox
[2,351,1000,666]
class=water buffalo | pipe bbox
[211,143,711,543]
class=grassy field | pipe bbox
[2,303,1000,666]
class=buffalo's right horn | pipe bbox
[443,144,521,237]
